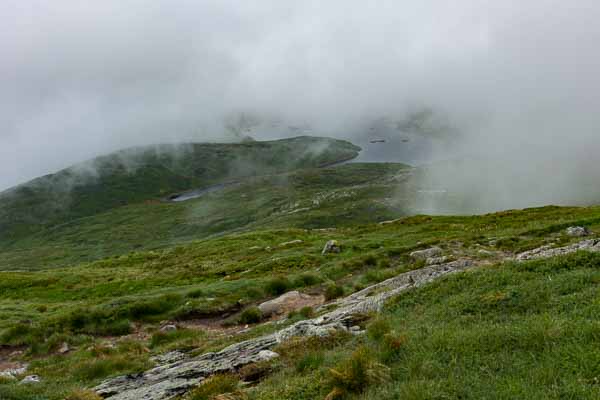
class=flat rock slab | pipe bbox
[516,239,600,261]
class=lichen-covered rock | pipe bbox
[566,226,590,237]
[160,324,177,333]
[19,375,40,384]
[410,247,443,260]
[516,239,600,261]
[322,240,341,255]
[0,365,28,380]
[426,256,448,265]
[258,291,308,317]
[58,342,70,354]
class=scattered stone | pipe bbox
[248,246,261,250]
[425,256,448,265]
[410,247,443,260]
[0,365,28,380]
[349,325,361,332]
[256,350,279,361]
[322,240,341,255]
[279,239,303,247]
[19,375,40,384]
[160,324,177,333]
[566,226,590,237]
[478,249,494,257]
[378,218,402,225]
[58,342,70,354]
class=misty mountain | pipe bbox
[0,137,359,244]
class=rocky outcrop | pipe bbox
[94,259,474,400]
[566,226,590,237]
[516,238,600,261]
[0,365,28,380]
[410,246,443,260]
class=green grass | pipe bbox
[2,204,600,398]
[0,162,408,271]
[4,142,600,400]
[249,251,600,399]
[0,136,360,246]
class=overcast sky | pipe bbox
[2,1,600,197]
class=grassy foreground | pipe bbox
[2,205,600,399]
[250,251,600,400]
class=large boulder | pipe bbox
[258,291,311,317]
[410,246,443,260]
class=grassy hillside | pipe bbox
[0,136,360,244]
[252,251,600,399]
[2,205,600,399]
[0,163,410,271]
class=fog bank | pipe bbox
[2,0,600,212]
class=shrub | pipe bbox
[238,307,262,324]
[379,332,408,363]
[187,288,205,299]
[186,374,239,400]
[325,346,389,399]
[265,277,290,296]
[0,323,36,346]
[293,272,321,287]
[287,306,315,320]
[363,255,378,266]
[324,284,345,301]
[295,352,325,372]
[36,304,48,313]
[74,355,149,381]
[238,360,273,382]
[366,318,391,342]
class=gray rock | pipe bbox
[258,291,306,317]
[151,351,188,364]
[516,239,600,261]
[425,256,448,265]
[410,247,443,260]
[478,249,494,257]
[19,375,40,384]
[94,259,476,400]
[257,350,279,361]
[322,240,341,255]
[0,365,28,380]
[566,226,590,237]
[58,342,70,354]
[160,324,177,333]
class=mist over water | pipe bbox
[3,0,600,213]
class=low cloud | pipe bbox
[2,0,600,212]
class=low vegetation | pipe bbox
[3,147,600,400]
